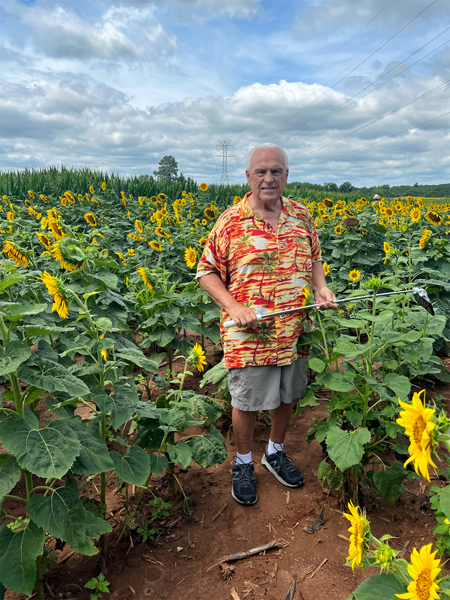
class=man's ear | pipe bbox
[245,170,251,185]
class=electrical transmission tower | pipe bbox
[215,141,235,185]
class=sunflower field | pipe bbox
[1,176,450,599]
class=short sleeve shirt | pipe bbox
[196,192,322,369]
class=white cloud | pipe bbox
[111,0,262,20]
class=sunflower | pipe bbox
[128,249,135,257]
[60,197,68,207]
[39,195,49,203]
[419,229,432,249]
[3,241,29,267]
[101,181,106,191]
[52,239,84,272]
[185,246,197,269]
[6,212,14,221]
[128,233,143,241]
[425,211,442,225]
[233,196,241,204]
[36,232,52,248]
[384,241,391,255]
[396,390,437,481]
[135,219,143,233]
[89,185,94,194]
[40,271,70,319]
[115,251,125,262]
[27,190,35,199]
[323,198,334,208]
[84,213,97,227]
[344,501,370,571]
[204,207,217,220]
[349,269,360,282]
[136,267,153,292]
[149,196,157,203]
[334,224,343,235]
[199,237,208,247]
[158,193,166,201]
[384,207,393,218]
[396,543,441,600]
[188,343,207,372]
[149,241,162,251]
[323,262,330,276]
[344,208,355,217]
[410,208,421,223]
[417,198,424,208]
[199,183,208,192]
[24,199,31,207]
[155,226,170,239]
[48,217,65,240]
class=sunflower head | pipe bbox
[36,232,52,248]
[425,210,442,225]
[48,217,65,240]
[323,262,330,276]
[199,237,208,247]
[3,240,29,267]
[199,183,208,192]
[344,501,370,571]
[84,212,97,227]
[136,266,153,292]
[158,193,166,201]
[396,544,441,600]
[89,185,94,194]
[188,343,207,372]
[323,198,334,208]
[101,181,106,191]
[204,207,217,220]
[52,238,85,271]
[383,241,391,255]
[135,219,144,233]
[40,271,70,319]
[149,240,162,251]
[185,246,197,269]
[334,225,343,235]
[348,269,361,282]
[27,190,35,199]
[397,390,438,481]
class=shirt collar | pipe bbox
[239,191,292,224]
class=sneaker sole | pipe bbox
[261,455,304,488]
[231,485,258,505]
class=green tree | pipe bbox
[153,155,179,183]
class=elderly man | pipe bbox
[196,143,336,505]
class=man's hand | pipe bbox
[314,286,337,310]
[226,303,259,328]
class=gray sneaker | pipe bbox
[262,446,304,488]
[231,460,257,505]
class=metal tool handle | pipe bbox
[224,314,262,328]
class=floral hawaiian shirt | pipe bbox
[196,192,322,369]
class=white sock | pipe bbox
[268,439,283,455]
[236,451,252,464]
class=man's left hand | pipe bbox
[314,286,337,310]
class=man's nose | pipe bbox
[263,170,274,182]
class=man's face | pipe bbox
[246,148,288,205]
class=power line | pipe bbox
[235,0,438,150]
[215,141,235,186]
[275,25,450,147]
[288,77,450,160]
[322,108,450,163]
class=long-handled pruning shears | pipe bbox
[223,287,434,328]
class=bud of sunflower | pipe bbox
[362,276,383,291]
[372,540,398,572]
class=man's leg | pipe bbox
[232,407,256,454]
[268,401,292,445]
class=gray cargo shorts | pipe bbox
[229,356,309,412]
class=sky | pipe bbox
[1,0,450,187]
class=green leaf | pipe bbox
[383,373,411,400]
[382,331,421,344]
[149,453,168,476]
[0,455,21,498]
[439,485,450,522]
[84,509,112,538]
[168,441,192,468]
[316,371,355,392]
[91,271,118,290]
[308,357,326,373]
[0,341,32,376]
[326,426,371,472]
[294,389,319,417]
[70,419,115,475]
[358,310,393,324]
[110,446,150,486]
[0,411,81,479]
[18,358,89,397]
[333,341,361,358]
[23,325,74,336]
[199,360,229,391]
[0,273,25,292]
[334,317,369,328]
[373,462,412,504]
[147,327,177,348]
[115,348,159,373]
[178,393,224,423]
[28,486,88,549]
[2,304,47,321]
[0,522,45,595]
[347,572,404,600]
[93,382,138,428]
[134,402,161,420]
[317,459,343,489]
[188,425,228,467]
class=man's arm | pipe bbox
[311,262,337,309]
[199,273,259,328]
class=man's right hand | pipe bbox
[226,303,259,328]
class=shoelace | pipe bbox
[234,460,255,484]
[274,451,297,472]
